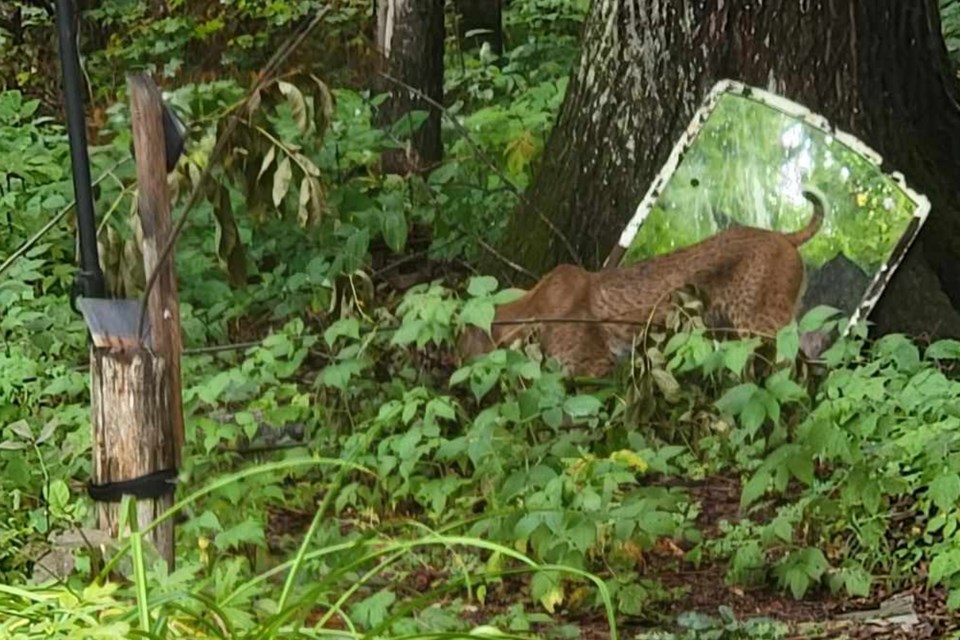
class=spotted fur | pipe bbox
[458,190,826,377]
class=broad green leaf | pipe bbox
[8,420,32,440]
[723,339,757,376]
[213,518,266,550]
[468,276,499,297]
[715,383,758,415]
[461,299,496,332]
[392,318,426,346]
[926,339,960,360]
[784,566,811,600]
[381,206,408,253]
[765,369,806,403]
[799,305,841,332]
[842,566,871,597]
[563,394,601,418]
[741,469,770,507]
[324,317,360,347]
[929,549,960,584]
[530,571,563,613]
[776,323,800,362]
[350,589,396,628]
[928,473,960,513]
[449,366,471,386]
[740,395,767,435]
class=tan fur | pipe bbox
[459,190,826,377]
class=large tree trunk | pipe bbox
[499,0,960,338]
[375,0,445,175]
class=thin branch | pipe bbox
[476,238,539,283]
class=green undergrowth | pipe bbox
[4,0,960,637]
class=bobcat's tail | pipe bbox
[785,188,827,246]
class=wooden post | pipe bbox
[128,73,184,466]
[89,74,184,567]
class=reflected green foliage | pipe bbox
[622,94,918,283]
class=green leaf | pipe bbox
[799,305,841,332]
[563,394,601,418]
[468,276,499,297]
[929,549,960,584]
[765,369,807,403]
[491,288,524,304]
[324,317,360,347]
[351,589,396,628]
[841,565,871,597]
[741,469,770,507]
[318,358,367,390]
[214,518,265,550]
[45,480,70,513]
[342,228,370,273]
[776,323,800,362]
[715,383,758,415]
[530,571,563,613]
[928,473,960,513]
[542,407,564,429]
[784,566,811,600]
[392,319,425,346]
[926,339,960,360]
[740,395,768,435]
[8,419,32,440]
[380,206,408,253]
[461,299,496,332]
[449,366,471,387]
[723,339,757,376]
[786,451,815,485]
[948,588,960,611]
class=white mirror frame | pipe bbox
[607,79,931,335]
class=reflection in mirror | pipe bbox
[616,83,929,356]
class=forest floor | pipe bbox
[265,472,955,639]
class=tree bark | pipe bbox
[375,0,445,175]
[499,0,960,338]
[455,0,503,56]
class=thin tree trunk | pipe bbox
[499,0,960,338]
[455,0,503,56]
[375,0,445,175]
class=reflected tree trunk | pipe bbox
[375,0,445,175]
[498,0,960,337]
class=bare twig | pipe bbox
[476,238,539,282]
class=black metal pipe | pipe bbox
[55,0,105,300]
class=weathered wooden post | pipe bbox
[83,74,184,566]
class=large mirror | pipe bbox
[611,80,930,356]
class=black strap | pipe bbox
[87,468,178,503]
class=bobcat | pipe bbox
[459,190,826,377]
